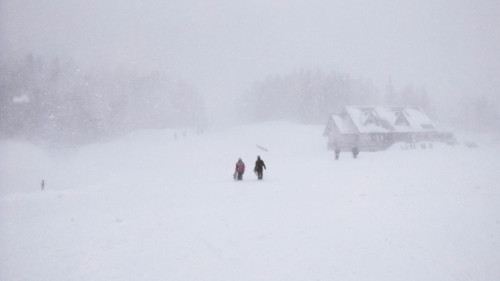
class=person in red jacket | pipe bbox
[234,158,245,180]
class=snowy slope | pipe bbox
[1,121,499,281]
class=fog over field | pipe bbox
[1,1,500,280]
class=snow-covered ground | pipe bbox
[1,121,499,281]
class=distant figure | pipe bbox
[41,179,45,191]
[352,145,359,159]
[254,156,267,180]
[334,147,341,160]
[234,158,245,181]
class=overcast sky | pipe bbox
[1,0,499,110]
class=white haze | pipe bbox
[1,0,499,123]
[1,2,500,279]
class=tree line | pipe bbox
[0,54,206,144]
[1,54,498,145]
[240,69,500,135]
[240,69,433,124]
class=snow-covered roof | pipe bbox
[332,106,436,134]
[332,114,358,134]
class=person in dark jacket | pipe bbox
[234,158,245,180]
[335,147,341,160]
[352,145,359,159]
[254,156,266,180]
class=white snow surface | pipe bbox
[1,121,499,281]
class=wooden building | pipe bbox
[324,106,452,151]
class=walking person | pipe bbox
[234,158,245,181]
[335,147,341,160]
[254,156,266,180]
[352,145,359,159]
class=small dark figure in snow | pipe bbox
[334,147,341,160]
[234,158,245,181]
[254,155,266,180]
[352,145,359,159]
[41,179,45,191]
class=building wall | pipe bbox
[328,132,442,151]
[327,133,358,151]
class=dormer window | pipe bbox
[363,111,379,126]
[395,111,409,126]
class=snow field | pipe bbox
[1,121,499,280]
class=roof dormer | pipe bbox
[362,111,379,126]
[394,110,410,126]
